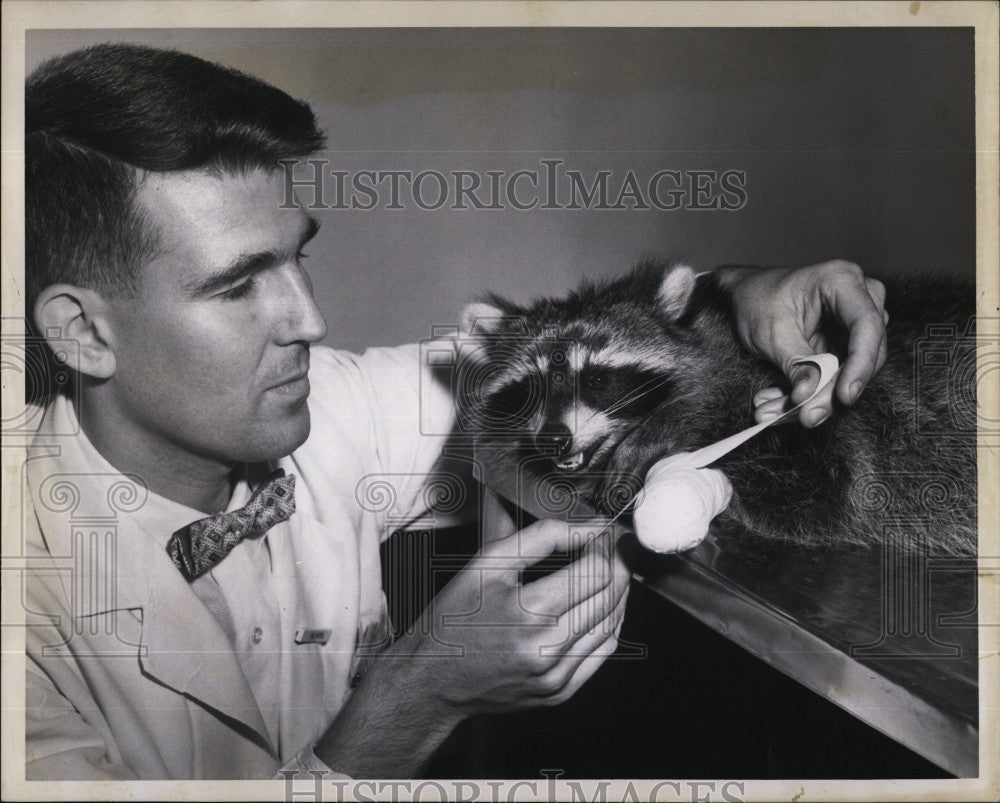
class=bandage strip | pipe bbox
[590,353,841,541]
[659,353,841,471]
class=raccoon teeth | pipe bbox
[556,452,586,471]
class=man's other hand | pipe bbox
[720,260,888,428]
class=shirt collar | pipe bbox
[26,394,266,612]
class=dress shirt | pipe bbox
[22,343,458,779]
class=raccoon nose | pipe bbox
[535,424,574,456]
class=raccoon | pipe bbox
[458,261,977,556]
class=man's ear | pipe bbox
[33,284,117,380]
[656,263,699,323]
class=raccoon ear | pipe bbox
[656,263,699,322]
[460,302,506,337]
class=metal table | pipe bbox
[474,448,979,777]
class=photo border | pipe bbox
[2,2,997,801]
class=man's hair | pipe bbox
[25,42,325,400]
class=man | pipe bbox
[21,43,889,780]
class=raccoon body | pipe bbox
[459,261,977,555]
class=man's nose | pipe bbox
[275,263,328,345]
[534,423,574,456]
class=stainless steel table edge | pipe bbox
[634,556,979,778]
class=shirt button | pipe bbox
[251,626,263,645]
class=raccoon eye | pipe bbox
[586,374,605,390]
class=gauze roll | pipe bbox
[632,453,733,554]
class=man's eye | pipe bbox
[219,276,258,300]
[296,250,310,261]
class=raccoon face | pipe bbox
[531,351,675,472]
[459,263,700,473]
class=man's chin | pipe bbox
[238,410,312,463]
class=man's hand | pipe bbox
[719,260,888,428]
[314,518,630,777]
[408,518,630,713]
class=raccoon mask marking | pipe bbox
[459,263,698,477]
[457,260,977,556]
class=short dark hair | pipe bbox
[25,42,325,401]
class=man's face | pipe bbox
[101,167,328,465]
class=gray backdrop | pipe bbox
[28,28,975,353]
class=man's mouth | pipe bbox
[273,371,308,387]
[274,373,308,389]
[266,349,312,392]
[267,369,311,398]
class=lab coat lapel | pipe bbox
[27,398,275,753]
[138,551,274,754]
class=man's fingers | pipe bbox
[865,277,887,311]
[531,584,630,695]
[517,523,627,616]
[762,314,831,415]
[559,553,629,637]
[536,533,628,617]
[788,360,821,405]
[807,330,829,355]
[753,386,785,407]
[754,387,794,425]
[754,393,789,424]
[765,319,817,389]
[827,280,887,407]
[476,518,577,574]
[792,268,886,421]
[555,574,629,655]
[520,545,614,617]
[531,632,620,704]
[539,605,628,704]
[560,632,621,702]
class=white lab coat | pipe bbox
[21,344,457,779]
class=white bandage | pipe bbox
[633,455,733,553]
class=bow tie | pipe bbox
[166,469,296,581]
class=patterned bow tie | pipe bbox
[166,469,296,581]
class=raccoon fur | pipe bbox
[458,261,977,556]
